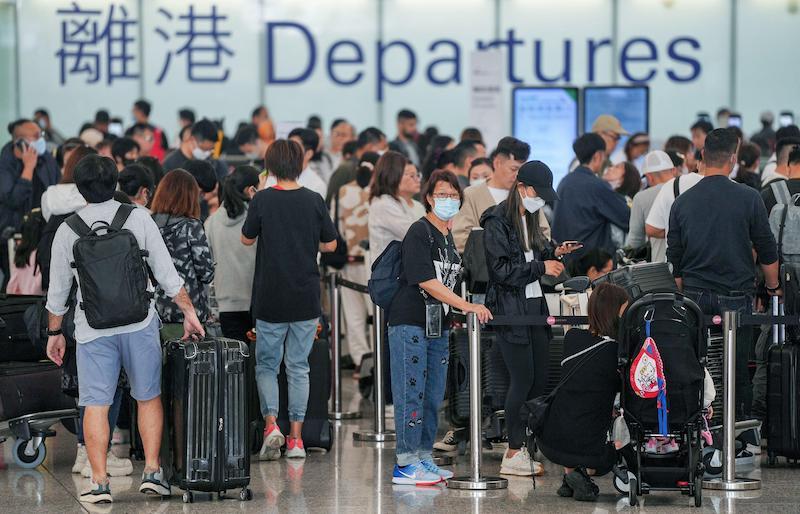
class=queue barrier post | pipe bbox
[447,312,507,490]
[353,304,396,442]
[703,310,760,491]
[328,273,360,421]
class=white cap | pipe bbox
[642,150,674,174]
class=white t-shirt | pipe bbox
[488,187,509,205]
[521,216,543,299]
[645,173,704,261]
[265,167,327,199]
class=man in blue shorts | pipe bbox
[45,155,205,504]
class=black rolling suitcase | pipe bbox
[163,338,253,503]
[447,328,507,427]
[276,337,333,451]
[0,295,47,363]
[766,298,800,465]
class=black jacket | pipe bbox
[481,202,555,344]
[0,142,60,233]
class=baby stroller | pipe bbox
[615,292,707,507]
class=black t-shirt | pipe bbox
[761,178,800,217]
[388,218,462,328]
[242,187,337,323]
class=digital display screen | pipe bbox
[512,87,579,188]
[584,86,650,154]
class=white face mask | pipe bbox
[470,178,487,187]
[522,196,546,213]
[192,147,211,160]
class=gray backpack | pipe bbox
[769,181,800,264]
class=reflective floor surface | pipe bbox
[0,375,795,513]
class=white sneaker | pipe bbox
[82,450,134,477]
[433,431,458,452]
[259,424,285,461]
[73,445,88,474]
[500,448,543,477]
[111,429,130,446]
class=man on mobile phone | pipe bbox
[0,118,61,283]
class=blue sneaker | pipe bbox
[392,463,443,485]
[420,459,454,480]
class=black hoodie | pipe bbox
[480,201,556,344]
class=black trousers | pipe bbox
[497,298,550,449]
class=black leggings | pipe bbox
[497,324,550,449]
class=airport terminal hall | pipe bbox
[3,0,800,512]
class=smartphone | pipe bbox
[13,139,28,152]
[696,112,711,123]
[780,111,795,128]
[727,113,742,128]
[561,240,582,247]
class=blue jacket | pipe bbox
[552,166,630,256]
[0,142,60,233]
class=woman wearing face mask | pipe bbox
[117,163,155,211]
[204,165,260,343]
[480,160,581,477]
[388,170,492,485]
[467,157,493,186]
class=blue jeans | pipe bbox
[388,325,449,467]
[77,387,123,446]
[255,318,318,422]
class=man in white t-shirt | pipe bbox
[625,151,678,262]
[264,128,327,198]
[645,168,704,263]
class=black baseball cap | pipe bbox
[518,160,558,203]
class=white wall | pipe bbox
[2,0,798,145]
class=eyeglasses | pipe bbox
[603,131,621,142]
[403,172,422,180]
[432,193,460,200]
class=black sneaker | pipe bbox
[564,468,598,502]
[80,480,113,504]
[557,475,573,497]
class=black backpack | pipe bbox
[66,204,153,329]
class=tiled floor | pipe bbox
[0,376,795,513]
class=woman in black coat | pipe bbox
[538,282,630,502]
[481,160,581,477]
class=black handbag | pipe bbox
[524,336,614,436]
[321,192,349,270]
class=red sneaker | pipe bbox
[286,437,306,459]
[259,424,284,461]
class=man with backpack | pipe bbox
[751,147,800,420]
[44,154,205,504]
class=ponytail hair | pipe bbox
[221,165,260,219]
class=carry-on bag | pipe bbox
[766,297,800,465]
[0,294,47,363]
[162,337,252,503]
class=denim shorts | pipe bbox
[76,315,162,407]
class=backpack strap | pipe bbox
[772,180,792,206]
[778,205,788,261]
[65,213,91,238]
[673,175,681,199]
[110,204,136,231]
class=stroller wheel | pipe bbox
[613,469,635,494]
[694,473,703,507]
[628,477,638,506]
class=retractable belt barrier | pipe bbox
[336,276,370,295]
[327,273,360,421]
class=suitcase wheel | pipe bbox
[767,451,777,467]
[240,487,253,501]
[182,491,194,504]
[13,438,47,469]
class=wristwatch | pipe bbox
[46,328,63,336]
[766,284,781,293]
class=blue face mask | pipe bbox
[433,197,460,221]
[32,137,47,156]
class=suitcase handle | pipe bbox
[177,339,250,360]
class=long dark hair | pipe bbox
[588,283,630,338]
[221,165,260,219]
[421,135,453,181]
[504,183,547,252]
[15,209,44,268]
[370,151,408,202]
[617,162,641,198]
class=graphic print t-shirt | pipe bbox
[388,218,462,328]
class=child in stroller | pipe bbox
[614,291,710,507]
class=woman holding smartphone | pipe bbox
[481,160,581,477]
